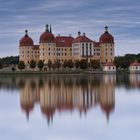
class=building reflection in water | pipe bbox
[19,75,116,124]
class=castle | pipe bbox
[19,25,115,65]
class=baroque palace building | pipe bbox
[19,24,115,65]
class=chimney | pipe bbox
[78,31,81,36]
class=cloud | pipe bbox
[0,0,140,56]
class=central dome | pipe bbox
[40,25,55,43]
[20,30,33,46]
[99,26,114,44]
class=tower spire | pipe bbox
[25,29,28,36]
[105,26,108,32]
[50,25,52,33]
[46,24,49,32]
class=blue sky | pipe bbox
[0,0,140,57]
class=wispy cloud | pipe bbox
[0,0,140,56]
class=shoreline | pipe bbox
[0,70,138,76]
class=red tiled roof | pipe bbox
[32,45,39,50]
[130,60,140,66]
[104,62,115,66]
[99,31,114,44]
[55,36,74,47]
[73,35,93,43]
[94,42,100,47]
[20,34,34,46]
[40,31,55,43]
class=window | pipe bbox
[48,48,50,51]
[82,47,84,56]
[48,53,50,56]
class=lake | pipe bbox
[0,74,140,140]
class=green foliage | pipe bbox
[48,59,52,70]
[80,59,88,69]
[18,61,25,71]
[30,60,36,69]
[114,53,140,69]
[38,60,44,71]
[75,60,80,68]
[0,56,19,65]
[90,60,100,69]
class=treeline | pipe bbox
[0,56,19,65]
[114,53,140,69]
[18,59,101,71]
[0,53,140,70]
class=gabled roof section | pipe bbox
[130,60,140,66]
[55,36,74,47]
[73,35,93,43]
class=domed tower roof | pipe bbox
[99,26,114,44]
[20,30,34,46]
[40,24,55,43]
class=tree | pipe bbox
[67,60,74,70]
[18,61,25,71]
[38,60,44,71]
[90,60,100,69]
[30,60,36,69]
[54,60,61,70]
[75,60,80,69]
[120,60,129,70]
[80,59,88,69]
[0,61,2,69]
[48,59,52,70]
[63,60,68,69]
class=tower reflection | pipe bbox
[19,75,116,124]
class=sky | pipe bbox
[0,0,140,57]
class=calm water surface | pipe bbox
[0,74,140,140]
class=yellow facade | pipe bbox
[19,26,115,65]
[19,46,40,64]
